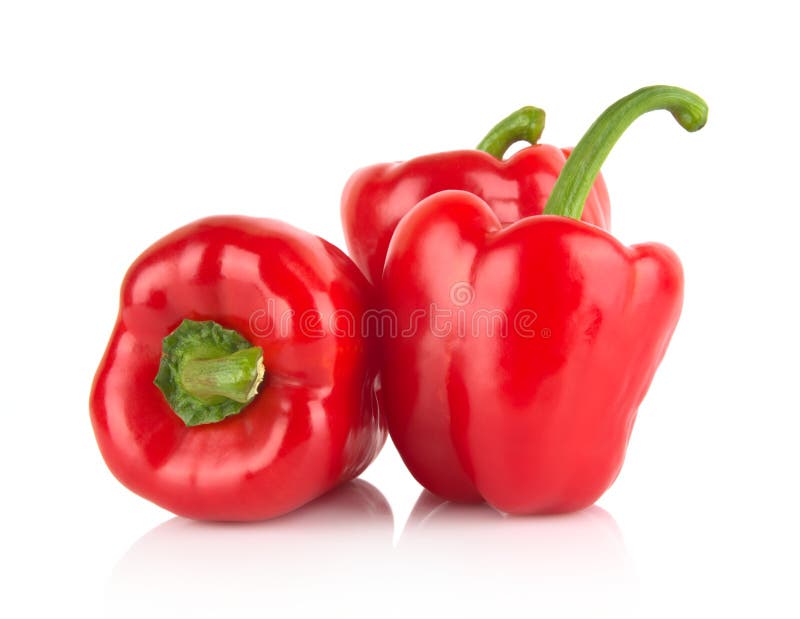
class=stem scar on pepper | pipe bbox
[544,85,708,220]
[154,319,265,426]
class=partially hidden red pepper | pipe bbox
[90,217,385,521]
[377,86,706,513]
[342,106,611,284]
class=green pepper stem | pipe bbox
[154,319,266,427]
[543,85,707,220]
[181,347,264,403]
[476,106,546,159]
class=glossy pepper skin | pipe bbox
[379,86,707,513]
[382,192,681,510]
[342,107,610,285]
[90,216,385,521]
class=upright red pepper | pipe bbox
[90,217,385,521]
[342,106,611,284]
[379,86,706,513]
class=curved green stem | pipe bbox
[543,85,707,220]
[476,106,546,159]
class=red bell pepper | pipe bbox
[90,216,385,521]
[342,106,611,284]
[379,86,706,513]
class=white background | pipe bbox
[1,1,798,617]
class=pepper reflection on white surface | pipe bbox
[107,480,394,618]
[108,481,634,618]
[394,492,636,617]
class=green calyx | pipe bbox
[476,106,547,159]
[154,319,265,427]
[544,85,708,220]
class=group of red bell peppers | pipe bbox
[91,85,707,520]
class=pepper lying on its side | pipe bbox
[90,217,385,521]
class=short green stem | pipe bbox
[543,85,707,220]
[476,106,546,159]
[181,347,264,403]
[154,319,266,427]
